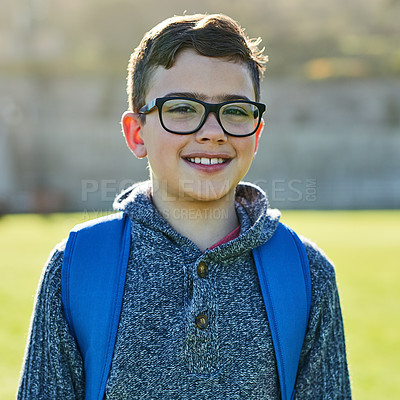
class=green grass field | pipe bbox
[1,210,399,399]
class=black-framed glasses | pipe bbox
[138,97,266,137]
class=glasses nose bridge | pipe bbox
[201,102,223,126]
[194,102,226,139]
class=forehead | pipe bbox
[146,49,256,102]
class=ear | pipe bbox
[254,118,264,155]
[121,111,147,158]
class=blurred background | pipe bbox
[1,2,400,399]
[1,0,399,213]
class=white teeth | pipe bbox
[187,157,226,165]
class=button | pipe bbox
[197,262,209,278]
[195,313,209,329]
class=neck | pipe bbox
[151,189,239,252]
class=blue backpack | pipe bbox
[61,212,311,400]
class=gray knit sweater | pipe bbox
[18,181,351,399]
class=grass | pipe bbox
[281,210,400,399]
[1,210,399,399]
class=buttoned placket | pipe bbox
[184,257,221,376]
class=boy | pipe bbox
[18,13,351,399]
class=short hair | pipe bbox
[126,13,268,111]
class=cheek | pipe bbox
[236,137,256,159]
[142,127,186,168]
[142,121,167,153]
[236,139,257,177]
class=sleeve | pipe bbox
[17,244,85,400]
[294,240,352,399]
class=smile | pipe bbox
[186,157,227,165]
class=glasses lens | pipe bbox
[220,102,259,136]
[161,99,205,133]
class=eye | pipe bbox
[222,103,253,120]
[224,107,249,116]
[163,100,200,115]
[168,105,196,114]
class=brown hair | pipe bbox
[126,14,268,111]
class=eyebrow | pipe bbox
[164,92,252,102]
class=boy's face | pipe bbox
[123,49,263,205]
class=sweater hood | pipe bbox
[113,180,280,256]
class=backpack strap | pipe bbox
[252,222,311,400]
[61,212,131,400]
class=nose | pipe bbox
[195,112,227,143]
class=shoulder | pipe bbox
[46,239,66,270]
[37,240,66,299]
[301,236,335,278]
[299,235,338,305]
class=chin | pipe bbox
[182,181,234,203]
